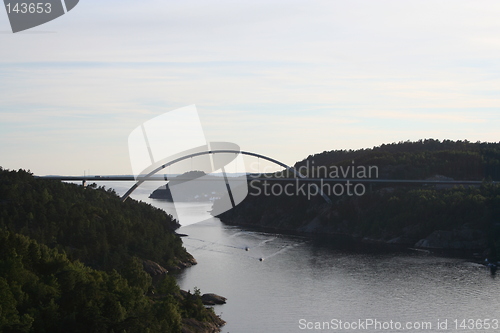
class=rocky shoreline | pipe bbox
[142,257,227,333]
[220,214,491,257]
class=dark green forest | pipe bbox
[217,140,500,259]
[295,139,500,180]
[221,181,500,256]
[0,168,223,333]
[0,168,190,271]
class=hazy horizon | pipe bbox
[2,0,499,176]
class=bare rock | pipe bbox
[201,293,227,305]
[142,259,168,276]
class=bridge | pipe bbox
[38,150,333,204]
[39,175,490,186]
[36,149,495,205]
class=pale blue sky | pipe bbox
[1,0,499,175]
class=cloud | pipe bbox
[1,0,500,174]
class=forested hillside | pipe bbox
[217,140,500,259]
[0,168,190,271]
[0,168,224,333]
[296,139,500,180]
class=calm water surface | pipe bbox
[102,181,499,333]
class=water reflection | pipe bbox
[98,183,499,333]
[175,217,498,333]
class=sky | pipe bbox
[1,0,499,176]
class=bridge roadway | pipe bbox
[36,175,492,186]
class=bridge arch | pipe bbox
[121,149,332,204]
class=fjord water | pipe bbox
[105,182,499,333]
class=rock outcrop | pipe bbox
[142,259,169,276]
[201,293,227,305]
[179,290,227,306]
[182,314,226,333]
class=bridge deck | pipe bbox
[36,175,492,185]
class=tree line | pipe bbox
[295,139,500,180]
[0,168,222,332]
[217,140,500,259]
